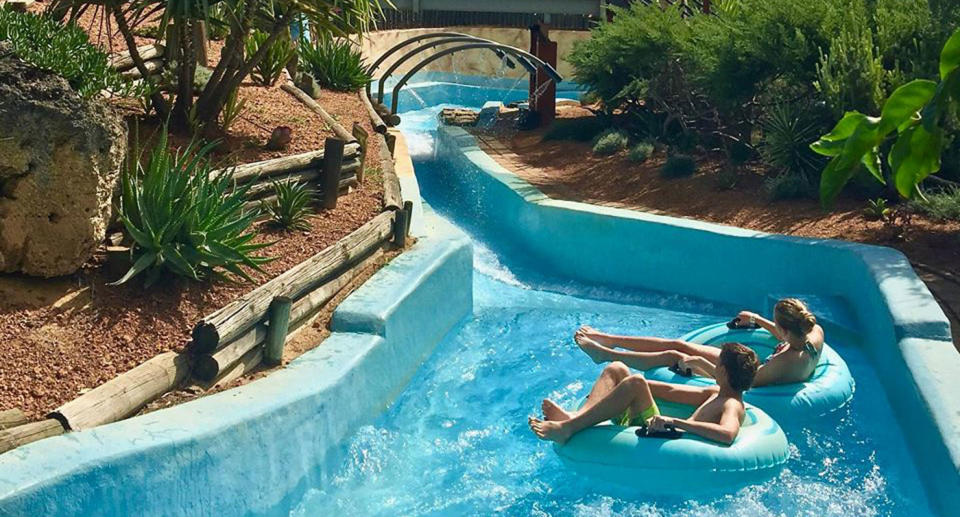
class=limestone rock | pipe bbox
[0,43,127,277]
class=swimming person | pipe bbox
[573,298,823,387]
[529,343,760,445]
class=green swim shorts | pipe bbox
[612,400,660,427]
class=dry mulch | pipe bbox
[472,107,960,348]
[0,17,387,419]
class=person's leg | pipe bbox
[542,361,630,421]
[577,332,721,365]
[530,374,656,444]
[578,327,722,360]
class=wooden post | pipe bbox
[321,137,345,209]
[264,296,293,366]
[0,409,28,430]
[403,200,414,236]
[385,132,397,156]
[0,419,64,454]
[393,208,408,248]
[193,21,209,66]
[352,122,369,183]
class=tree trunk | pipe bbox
[110,5,170,118]
[171,19,197,131]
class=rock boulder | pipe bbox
[0,42,127,277]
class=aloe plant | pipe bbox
[114,131,271,286]
[261,180,315,231]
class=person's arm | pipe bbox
[737,311,784,340]
[650,399,744,445]
[646,379,716,406]
[678,355,716,378]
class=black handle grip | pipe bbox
[727,317,761,330]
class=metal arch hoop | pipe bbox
[390,42,563,114]
[366,32,480,97]
[376,36,530,104]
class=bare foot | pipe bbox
[542,399,573,421]
[528,417,573,444]
[575,334,612,364]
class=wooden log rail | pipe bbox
[221,143,361,185]
[282,80,357,144]
[110,43,166,72]
[192,210,396,353]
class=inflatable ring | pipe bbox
[553,400,789,494]
[645,322,855,420]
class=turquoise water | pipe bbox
[290,86,935,516]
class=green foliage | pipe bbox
[812,29,960,206]
[298,36,370,92]
[760,103,828,186]
[246,30,295,86]
[909,187,960,221]
[661,154,698,178]
[0,8,139,99]
[628,142,655,163]
[814,4,887,117]
[220,88,247,131]
[261,180,315,231]
[543,117,607,142]
[115,131,270,286]
[863,198,892,221]
[592,129,630,156]
[765,172,815,200]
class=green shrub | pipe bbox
[0,9,138,98]
[592,129,630,156]
[299,36,370,92]
[628,142,655,163]
[543,117,607,142]
[661,154,697,178]
[765,172,814,200]
[114,132,270,286]
[910,188,960,221]
[261,180,315,231]
[863,198,892,221]
[220,88,247,131]
[246,30,296,86]
[759,103,828,186]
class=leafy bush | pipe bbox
[0,9,138,98]
[115,132,270,286]
[863,198,892,221]
[592,129,630,155]
[543,117,607,142]
[765,172,814,200]
[261,180,315,231]
[299,36,370,92]
[246,30,296,86]
[628,142,655,163]
[910,188,960,221]
[759,103,828,188]
[661,155,697,178]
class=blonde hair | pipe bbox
[774,298,817,336]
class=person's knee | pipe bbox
[624,374,648,391]
[605,361,630,377]
[671,340,695,354]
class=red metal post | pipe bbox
[529,21,557,128]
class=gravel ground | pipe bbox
[0,14,387,418]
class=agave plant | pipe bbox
[246,29,296,86]
[298,35,371,92]
[261,180,316,231]
[114,131,271,286]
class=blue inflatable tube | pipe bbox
[645,323,855,420]
[553,400,789,494]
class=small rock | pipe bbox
[266,126,293,151]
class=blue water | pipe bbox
[290,85,935,516]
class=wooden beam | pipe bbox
[193,249,386,380]
[281,80,357,143]
[0,408,29,430]
[191,211,395,353]
[120,58,164,79]
[109,44,165,72]
[0,419,64,455]
[379,134,403,211]
[321,138,345,209]
[264,297,293,366]
[222,144,360,185]
[50,352,191,431]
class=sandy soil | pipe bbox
[471,107,960,348]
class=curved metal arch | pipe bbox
[377,36,527,104]
[366,32,480,97]
[390,43,563,114]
